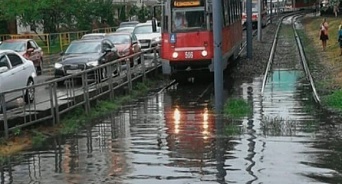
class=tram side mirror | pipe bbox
[152,18,157,33]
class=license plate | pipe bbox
[66,69,81,74]
[185,51,193,59]
[141,43,149,47]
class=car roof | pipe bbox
[117,27,134,30]
[135,23,152,27]
[83,33,106,36]
[71,38,108,43]
[120,21,139,24]
[3,39,32,42]
[106,32,131,36]
[0,49,20,54]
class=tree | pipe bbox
[0,0,117,33]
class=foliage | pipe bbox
[13,127,21,136]
[224,123,242,135]
[223,98,252,118]
[31,130,47,147]
[0,0,127,33]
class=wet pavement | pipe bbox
[1,67,342,183]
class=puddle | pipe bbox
[1,69,342,183]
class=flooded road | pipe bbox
[1,68,342,183]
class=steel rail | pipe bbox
[261,11,321,104]
[261,12,301,94]
[292,15,321,103]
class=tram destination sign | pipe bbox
[172,0,203,7]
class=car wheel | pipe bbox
[130,58,134,68]
[137,56,142,64]
[114,64,121,77]
[96,67,107,83]
[36,58,43,75]
[57,80,65,87]
[24,78,35,104]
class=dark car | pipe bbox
[0,39,44,75]
[54,39,119,85]
[105,32,141,66]
[119,21,139,28]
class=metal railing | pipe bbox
[0,47,161,138]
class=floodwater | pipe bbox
[1,68,342,184]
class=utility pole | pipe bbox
[270,0,273,24]
[246,0,253,58]
[257,0,262,41]
[213,0,224,113]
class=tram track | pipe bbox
[261,12,320,104]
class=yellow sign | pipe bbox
[173,0,201,7]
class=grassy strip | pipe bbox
[301,16,342,111]
[223,98,252,119]
[0,79,159,160]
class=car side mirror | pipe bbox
[152,18,157,33]
[0,66,8,73]
[109,47,116,52]
[60,51,64,56]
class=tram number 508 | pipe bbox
[185,51,193,59]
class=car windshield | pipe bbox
[65,41,101,54]
[134,25,154,34]
[106,35,130,44]
[116,27,134,33]
[0,41,25,52]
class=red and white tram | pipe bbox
[154,0,243,77]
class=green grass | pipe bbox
[322,90,342,110]
[302,16,342,110]
[223,98,252,118]
[31,130,48,148]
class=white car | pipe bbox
[0,50,36,106]
[133,23,161,53]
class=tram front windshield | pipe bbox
[172,8,206,32]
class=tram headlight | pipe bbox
[172,52,178,58]
[201,50,208,57]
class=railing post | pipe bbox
[108,63,115,101]
[153,48,159,75]
[141,53,146,82]
[126,58,133,92]
[53,81,60,124]
[49,83,55,126]
[82,73,91,114]
[1,93,8,139]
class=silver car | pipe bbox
[0,50,37,107]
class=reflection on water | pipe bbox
[1,70,342,183]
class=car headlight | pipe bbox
[54,63,63,69]
[119,48,130,57]
[152,37,161,43]
[87,60,99,67]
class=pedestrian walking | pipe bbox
[320,18,329,51]
[338,24,342,55]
